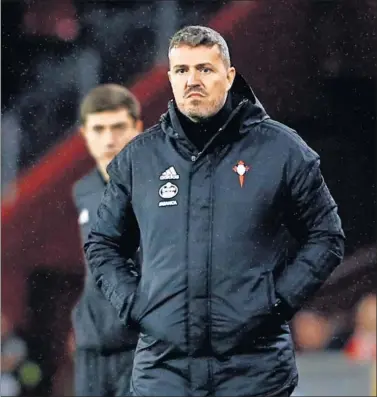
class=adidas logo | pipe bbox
[160,166,180,180]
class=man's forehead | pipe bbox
[169,44,222,65]
[86,108,133,125]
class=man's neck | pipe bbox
[97,162,110,183]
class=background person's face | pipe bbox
[168,44,235,121]
[81,108,142,167]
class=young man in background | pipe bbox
[72,84,143,396]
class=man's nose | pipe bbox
[104,130,116,148]
[187,70,201,86]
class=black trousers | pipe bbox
[74,349,134,396]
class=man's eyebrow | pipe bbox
[196,63,214,67]
[173,64,188,69]
[110,121,128,127]
[173,63,214,69]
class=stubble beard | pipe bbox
[184,99,223,123]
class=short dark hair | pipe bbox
[168,25,231,67]
[79,84,141,125]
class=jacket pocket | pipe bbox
[71,295,101,349]
[243,270,277,326]
[129,287,141,323]
[236,270,281,349]
[212,270,278,356]
[265,270,277,310]
[129,282,147,326]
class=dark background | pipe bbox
[1,1,376,395]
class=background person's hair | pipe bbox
[79,84,141,125]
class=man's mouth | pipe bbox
[187,92,205,98]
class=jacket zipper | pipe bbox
[188,100,248,389]
[190,99,248,163]
[207,154,214,392]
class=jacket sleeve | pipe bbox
[275,141,345,319]
[71,182,82,218]
[71,183,86,257]
[84,152,140,326]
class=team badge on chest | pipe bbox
[233,161,250,187]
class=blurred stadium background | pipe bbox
[1,0,376,395]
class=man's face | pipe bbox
[168,44,235,121]
[81,108,142,167]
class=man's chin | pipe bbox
[186,110,215,122]
[102,154,117,165]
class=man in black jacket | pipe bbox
[84,26,345,396]
[72,84,143,396]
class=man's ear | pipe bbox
[226,66,236,91]
[79,126,86,138]
[135,119,144,133]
